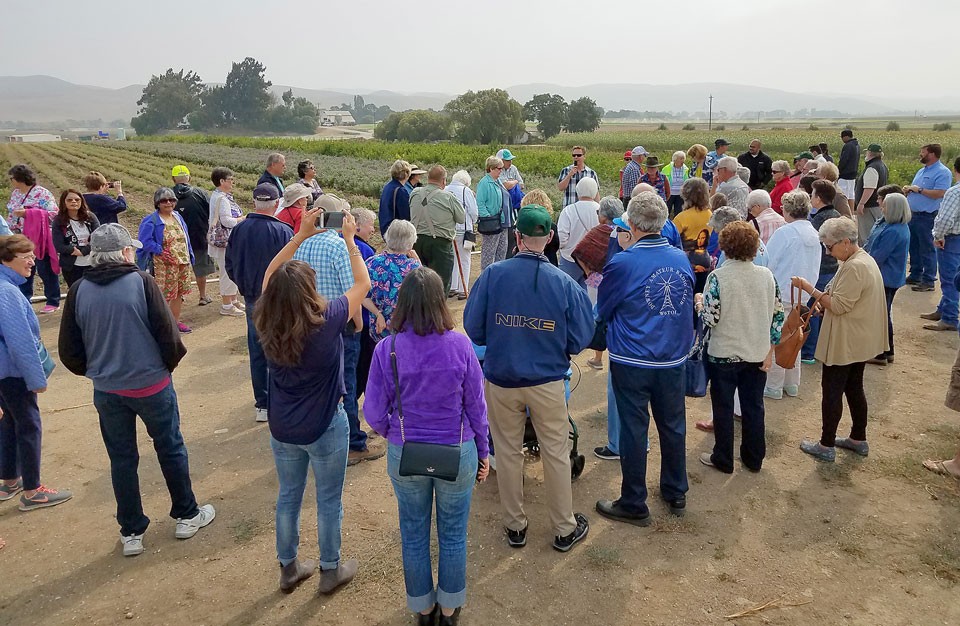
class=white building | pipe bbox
[7,133,62,143]
[320,111,356,126]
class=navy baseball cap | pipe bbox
[253,183,280,202]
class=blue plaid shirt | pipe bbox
[557,165,599,208]
[292,230,354,300]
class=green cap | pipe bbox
[516,205,552,237]
[866,143,883,153]
[794,151,815,160]
[496,148,515,161]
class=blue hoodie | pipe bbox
[0,265,47,391]
[598,235,695,368]
[224,213,293,302]
[464,252,594,388]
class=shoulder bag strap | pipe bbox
[419,189,440,237]
[392,186,400,215]
[390,333,405,442]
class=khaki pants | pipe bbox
[485,380,577,537]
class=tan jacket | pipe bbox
[815,248,889,365]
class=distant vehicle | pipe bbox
[177,121,191,130]
[320,121,334,127]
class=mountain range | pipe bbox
[0,75,955,126]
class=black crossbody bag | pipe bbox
[391,333,462,481]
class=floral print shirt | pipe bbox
[6,185,58,233]
[161,215,191,265]
[366,252,421,341]
[699,272,785,363]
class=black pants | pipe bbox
[505,226,518,259]
[413,235,455,295]
[706,361,767,472]
[355,329,377,399]
[62,264,88,288]
[820,362,868,447]
[883,287,898,358]
[667,195,684,217]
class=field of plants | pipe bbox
[2,128,957,226]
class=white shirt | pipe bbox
[557,200,599,262]
[70,220,92,267]
[765,219,822,304]
[446,182,479,234]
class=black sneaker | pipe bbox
[912,283,935,292]
[505,524,527,548]
[595,499,651,527]
[593,446,620,460]
[664,495,686,516]
[905,277,920,285]
[553,513,589,552]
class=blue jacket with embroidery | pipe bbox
[598,236,695,368]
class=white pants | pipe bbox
[209,245,238,297]
[766,352,800,391]
[450,233,473,294]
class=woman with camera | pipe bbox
[81,171,126,225]
[364,266,489,626]
[254,205,370,594]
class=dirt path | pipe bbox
[0,267,958,625]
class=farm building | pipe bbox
[320,110,356,126]
[7,133,62,142]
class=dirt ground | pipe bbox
[1,256,958,626]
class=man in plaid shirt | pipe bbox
[293,194,386,465]
[557,145,600,208]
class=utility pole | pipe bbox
[708,95,714,131]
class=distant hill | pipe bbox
[1,75,956,126]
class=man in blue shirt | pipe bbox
[905,143,953,291]
[256,153,286,195]
[595,192,694,527]
[703,138,730,186]
[922,156,960,331]
[464,205,594,553]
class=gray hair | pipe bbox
[384,219,417,252]
[173,175,190,184]
[817,161,839,182]
[451,169,472,187]
[819,216,858,245]
[747,189,772,210]
[626,192,668,234]
[254,199,280,212]
[717,156,739,172]
[266,152,285,167]
[576,177,599,199]
[882,193,912,225]
[781,190,811,219]
[598,196,623,222]
[708,206,742,232]
[153,186,176,209]
[771,160,791,174]
[90,249,129,267]
[350,206,376,226]
[390,159,411,181]
[672,150,686,163]
[736,166,751,184]
[630,182,655,198]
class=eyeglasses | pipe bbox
[572,154,584,158]
[615,226,631,234]
[14,253,36,261]
[824,241,840,252]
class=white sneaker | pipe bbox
[175,504,216,539]
[121,533,144,557]
[255,408,269,422]
[232,301,246,311]
[220,304,245,317]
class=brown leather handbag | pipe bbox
[775,285,822,368]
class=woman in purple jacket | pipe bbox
[364,267,489,626]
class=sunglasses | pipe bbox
[158,198,177,204]
[572,154,584,158]
[615,226,631,234]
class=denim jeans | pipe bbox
[387,440,478,613]
[93,382,199,536]
[342,333,367,451]
[271,406,348,569]
[605,372,620,455]
[0,377,42,491]
[908,210,938,284]
[801,272,835,360]
[558,257,586,288]
[610,362,687,512]
[706,361,767,472]
[18,255,60,307]
[245,299,269,410]
[936,234,960,327]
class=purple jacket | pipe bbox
[364,328,489,458]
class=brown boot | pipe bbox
[920,310,941,321]
[279,558,316,593]
[317,558,358,594]
[347,440,386,466]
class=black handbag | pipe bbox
[477,213,503,235]
[391,334,462,481]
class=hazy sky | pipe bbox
[2,0,957,98]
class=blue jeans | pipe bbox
[937,234,960,327]
[271,406,348,569]
[245,300,268,410]
[605,372,620,455]
[342,332,367,451]
[18,255,60,307]
[0,377,42,491]
[706,361,766,472]
[93,382,199,536]
[610,362,687,512]
[387,440,478,613]
[908,211,938,284]
[801,272,835,360]
[558,257,586,288]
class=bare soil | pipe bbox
[1,263,958,626]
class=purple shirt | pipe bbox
[363,328,489,458]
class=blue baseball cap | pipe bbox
[613,212,630,230]
[496,149,515,161]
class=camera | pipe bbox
[316,211,344,231]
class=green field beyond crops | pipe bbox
[3,129,957,222]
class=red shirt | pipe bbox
[276,205,303,234]
[770,178,794,214]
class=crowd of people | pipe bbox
[2,131,960,623]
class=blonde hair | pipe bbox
[83,171,107,192]
[687,144,708,161]
[521,189,553,212]
[390,159,411,181]
[485,156,504,172]
[817,161,839,182]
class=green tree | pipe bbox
[267,93,320,134]
[564,97,602,133]
[130,68,203,135]
[443,89,524,144]
[221,57,273,127]
[374,112,402,140]
[523,93,568,139]
[188,86,227,131]
[374,110,451,142]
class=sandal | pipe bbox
[695,420,714,433]
[923,459,960,480]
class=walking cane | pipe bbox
[453,234,469,298]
